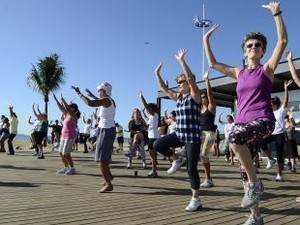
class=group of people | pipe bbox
[2,2,300,225]
[0,106,19,155]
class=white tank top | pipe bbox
[98,98,116,128]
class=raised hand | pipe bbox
[175,49,187,62]
[286,51,292,61]
[71,85,81,95]
[262,1,281,15]
[204,24,219,39]
[202,69,211,80]
[155,62,163,75]
[284,79,293,89]
[138,91,143,98]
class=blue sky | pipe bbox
[1,0,300,136]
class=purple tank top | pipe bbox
[235,65,275,124]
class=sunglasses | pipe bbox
[177,80,187,85]
[246,42,262,49]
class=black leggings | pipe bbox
[259,133,285,164]
[154,132,201,190]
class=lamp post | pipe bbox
[194,4,211,75]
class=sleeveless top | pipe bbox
[200,109,215,132]
[98,97,116,129]
[235,65,275,123]
[61,115,77,139]
[175,93,201,144]
[128,119,147,139]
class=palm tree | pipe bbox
[27,53,65,117]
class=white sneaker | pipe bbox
[126,162,132,169]
[200,178,214,188]
[176,148,186,157]
[65,167,76,175]
[185,197,202,211]
[266,158,276,169]
[275,173,283,182]
[167,158,186,174]
[142,162,147,169]
[57,167,69,174]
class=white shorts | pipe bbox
[59,138,75,155]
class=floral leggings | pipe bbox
[229,118,275,181]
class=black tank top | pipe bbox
[200,109,215,132]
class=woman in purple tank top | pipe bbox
[204,2,287,224]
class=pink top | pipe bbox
[235,65,275,124]
[61,115,77,139]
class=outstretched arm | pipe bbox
[139,91,153,115]
[286,51,300,87]
[53,94,67,115]
[28,116,33,125]
[283,79,293,109]
[85,88,99,100]
[155,62,178,102]
[203,24,239,79]
[175,49,201,104]
[72,86,110,108]
[263,2,288,73]
[218,112,226,125]
[203,69,216,114]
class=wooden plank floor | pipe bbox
[0,146,299,225]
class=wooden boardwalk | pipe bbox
[0,146,299,225]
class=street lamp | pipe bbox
[194,4,211,75]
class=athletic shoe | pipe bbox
[176,148,187,157]
[65,167,76,175]
[266,158,276,169]
[241,179,264,209]
[126,162,132,169]
[57,167,69,174]
[142,162,147,169]
[167,158,186,174]
[243,214,264,225]
[185,197,202,211]
[200,178,214,187]
[147,171,158,178]
[275,173,284,182]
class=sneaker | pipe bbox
[142,162,147,169]
[200,178,214,187]
[275,173,284,182]
[126,162,132,169]
[291,167,296,173]
[241,179,264,209]
[266,158,276,169]
[147,171,158,178]
[37,155,45,159]
[243,214,264,225]
[176,148,187,157]
[57,167,69,174]
[65,167,76,175]
[167,158,186,174]
[185,197,202,211]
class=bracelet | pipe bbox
[273,10,282,16]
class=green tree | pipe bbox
[27,53,65,117]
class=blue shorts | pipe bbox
[95,127,116,162]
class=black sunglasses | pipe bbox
[177,80,187,85]
[246,42,262,49]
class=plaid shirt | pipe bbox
[175,93,201,144]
